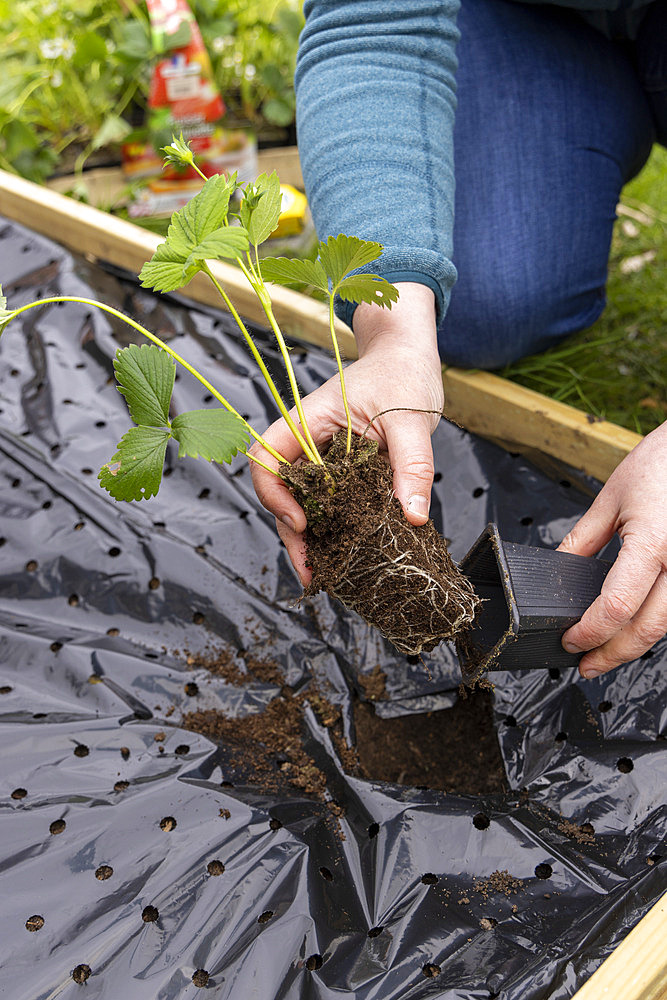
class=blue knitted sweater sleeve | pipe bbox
[295,0,460,329]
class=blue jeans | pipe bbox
[438,0,658,369]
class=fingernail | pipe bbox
[282,515,296,533]
[563,640,583,654]
[407,495,429,519]
[582,668,602,679]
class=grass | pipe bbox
[501,145,666,435]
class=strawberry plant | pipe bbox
[1,137,478,655]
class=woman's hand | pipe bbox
[249,283,443,584]
[559,420,667,677]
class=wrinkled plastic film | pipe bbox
[0,218,665,1000]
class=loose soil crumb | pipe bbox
[474,870,524,899]
[558,818,595,845]
[356,664,387,702]
[182,686,358,803]
[353,688,505,794]
[183,645,283,688]
[284,433,479,655]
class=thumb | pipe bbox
[383,413,435,526]
[557,494,617,556]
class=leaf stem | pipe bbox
[328,293,353,453]
[4,296,288,467]
[250,264,323,464]
[202,265,317,464]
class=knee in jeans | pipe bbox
[440,276,604,370]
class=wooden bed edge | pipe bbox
[571,891,667,1000]
[0,167,642,482]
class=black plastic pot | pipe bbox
[456,523,612,682]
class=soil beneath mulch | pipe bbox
[353,689,506,795]
[178,647,506,801]
[283,433,479,655]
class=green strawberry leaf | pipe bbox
[139,173,237,292]
[167,173,235,251]
[259,255,328,291]
[139,238,201,293]
[318,235,384,289]
[99,425,171,502]
[171,408,249,462]
[183,226,250,271]
[336,273,400,309]
[241,171,282,247]
[113,344,175,426]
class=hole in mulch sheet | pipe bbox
[26,915,44,932]
[269,818,282,831]
[207,860,225,876]
[159,816,177,832]
[73,744,89,758]
[258,910,273,924]
[319,866,333,882]
[368,823,380,839]
[367,926,383,938]
[50,642,62,652]
[49,819,66,835]
[72,964,91,985]
[421,873,438,885]
[192,970,209,988]
[192,613,205,626]
[473,813,490,830]
[149,577,160,590]
[535,863,553,879]
[598,700,612,713]
[473,487,485,498]
[95,865,113,881]
[184,682,199,697]
[617,757,634,773]
[142,905,159,923]
[175,744,190,756]
[422,963,441,978]
[68,594,79,607]
[11,788,27,800]
[114,780,129,793]
[306,954,323,971]
[555,731,567,744]
[25,560,37,572]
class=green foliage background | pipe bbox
[0,0,303,183]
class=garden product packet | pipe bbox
[122,0,256,216]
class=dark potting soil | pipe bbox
[284,433,479,656]
[353,688,506,795]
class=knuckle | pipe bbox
[632,619,666,649]
[600,589,636,627]
[402,458,434,482]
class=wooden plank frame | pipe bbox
[0,162,663,999]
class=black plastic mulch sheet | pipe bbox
[0,216,665,1000]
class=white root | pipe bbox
[329,489,478,655]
